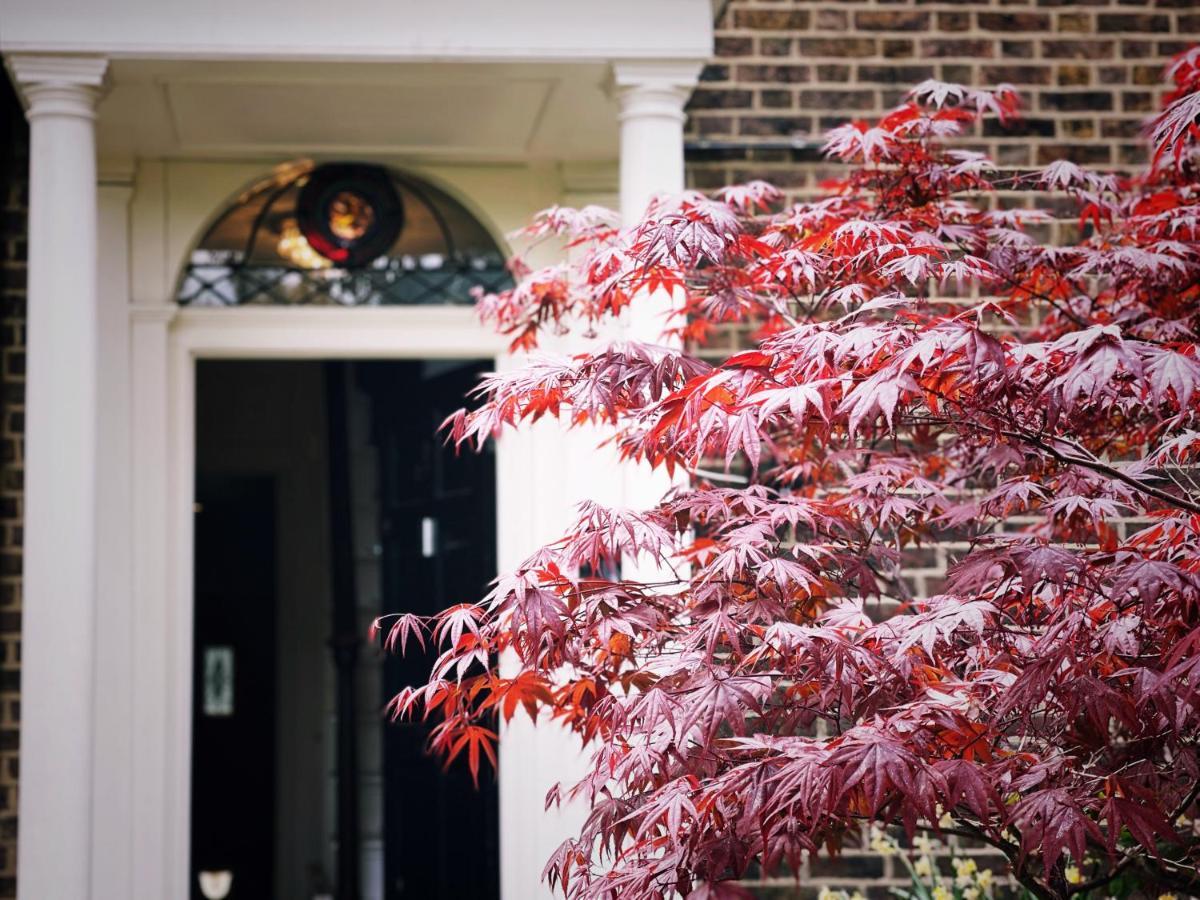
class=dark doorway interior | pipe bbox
[192,474,278,899]
[191,359,499,900]
[360,361,500,900]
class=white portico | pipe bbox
[0,2,712,898]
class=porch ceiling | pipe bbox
[95,59,625,163]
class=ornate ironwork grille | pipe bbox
[177,163,513,307]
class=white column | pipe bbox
[612,60,700,544]
[612,59,700,348]
[7,54,108,900]
[613,60,702,229]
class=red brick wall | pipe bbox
[687,0,1200,195]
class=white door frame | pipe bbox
[130,303,521,898]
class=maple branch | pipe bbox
[904,411,1200,516]
[1011,430,1200,517]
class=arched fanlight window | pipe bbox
[177,162,512,306]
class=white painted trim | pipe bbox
[92,179,134,900]
[134,303,511,898]
[164,305,507,357]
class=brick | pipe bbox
[738,116,815,137]
[714,37,751,58]
[856,64,936,84]
[855,10,930,31]
[687,152,751,172]
[977,12,1051,31]
[881,39,915,59]
[1001,40,1035,59]
[799,38,878,58]
[921,39,995,58]
[1122,91,1155,112]
[696,117,733,137]
[982,65,1053,85]
[1057,65,1092,86]
[760,90,793,109]
[1132,65,1163,85]
[1057,12,1092,32]
[799,89,878,111]
[1040,90,1115,111]
[815,8,847,30]
[1098,13,1170,32]
[816,64,851,83]
[937,12,970,32]
[759,37,793,57]
[688,89,752,110]
[1118,144,1148,165]
[983,118,1057,138]
[941,64,974,84]
[1041,40,1115,59]
[736,65,810,84]
[1101,118,1143,138]
[1060,119,1097,139]
[1121,40,1155,59]
[732,9,811,30]
[699,64,729,83]
[1160,40,1194,56]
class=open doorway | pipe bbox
[190,359,499,900]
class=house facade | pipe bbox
[0,1,1195,898]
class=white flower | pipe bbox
[914,835,936,854]
[1064,866,1081,885]
[869,825,898,856]
[914,857,933,878]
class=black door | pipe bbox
[191,474,278,900]
[360,360,500,900]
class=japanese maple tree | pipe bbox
[379,49,1200,900]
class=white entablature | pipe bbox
[0,0,715,64]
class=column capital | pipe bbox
[611,59,704,92]
[6,54,108,119]
[610,59,703,123]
